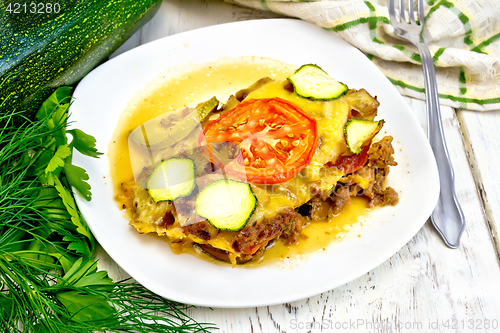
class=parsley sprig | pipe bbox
[0,87,216,332]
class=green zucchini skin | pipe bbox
[287,64,348,101]
[147,158,197,203]
[0,0,161,122]
[195,179,257,232]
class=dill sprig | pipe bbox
[0,87,216,332]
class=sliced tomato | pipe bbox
[333,142,370,174]
[200,98,317,184]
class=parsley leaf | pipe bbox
[36,87,72,121]
[45,144,71,176]
[53,177,92,240]
[55,259,116,322]
[36,87,71,146]
[34,187,72,221]
[63,234,91,257]
[59,258,113,287]
[64,161,92,201]
[56,291,116,322]
[31,143,56,181]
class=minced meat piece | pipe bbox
[184,220,218,241]
[332,136,399,208]
[367,136,397,168]
[232,210,302,262]
[370,186,399,207]
[329,184,353,215]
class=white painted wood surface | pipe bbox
[99,0,500,331]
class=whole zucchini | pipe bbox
[0,0,161,122]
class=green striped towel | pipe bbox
[226,0,500,111]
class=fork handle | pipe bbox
[417,44,466,248]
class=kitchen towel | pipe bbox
[226,0,500,111]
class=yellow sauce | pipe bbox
[161,196,369,268]
[109,56,371,268]
[247,196,368,267]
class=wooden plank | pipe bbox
[111,0,284,58]
[457,109,500,259]
[142,0,283,43]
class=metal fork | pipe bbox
[389,0,465,248]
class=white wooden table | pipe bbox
[99,1,500,331]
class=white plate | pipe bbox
[70,19,439,308]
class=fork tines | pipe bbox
[389,0,424,25]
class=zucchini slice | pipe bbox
[344,119,384,154]
[196,96,220,122]
[195,179,257,231]
[129,96,219,150]
[287,64,348,100]
[147,158,196,202]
